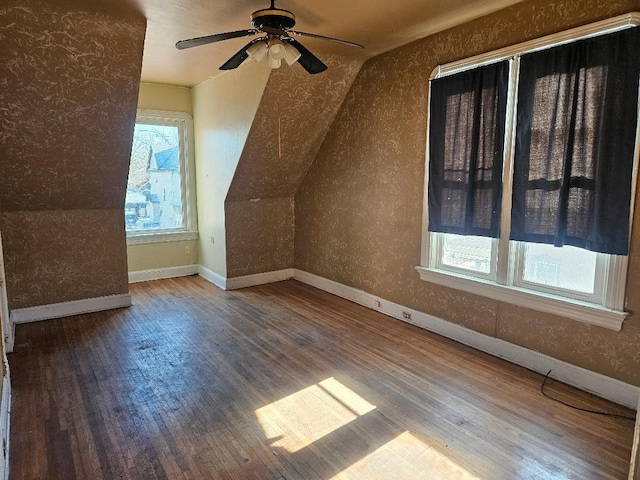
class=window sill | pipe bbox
[126,230,199,246]
[415,266,626,331]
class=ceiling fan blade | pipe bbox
[220,39,260,70]
[176,29,257,50]
[287,39,327,74]
[290,30,364,49]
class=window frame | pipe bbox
[417,13,640,332]
[126,109,198,245]
[431,234,498,282]
[511,242,607,304]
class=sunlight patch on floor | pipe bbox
[329,431,481,480]
[255,377,376,453]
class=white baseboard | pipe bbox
[631,399,640,479]
[198,266,295,291]
[198,265,227,290]
[129,264,198,283]
[293,269,640,410]
[0,374,10,480]
[226,269,295,290]
[11,293,132,325]
[2,323,13,355]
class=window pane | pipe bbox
[126,124,183,232]
[522,243,596,293]
[441,234,492,274]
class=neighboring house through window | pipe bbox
[418,14,640,331]
[126,109,197,244]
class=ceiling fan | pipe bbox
[175,0,364,74]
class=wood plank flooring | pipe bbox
[8,276,636,479]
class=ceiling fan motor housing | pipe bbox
[251,8,296,30]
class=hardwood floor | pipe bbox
[8,276,636,479]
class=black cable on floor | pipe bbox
[540,370,635,421]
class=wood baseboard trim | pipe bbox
[226,269,295,290]
[0,374,10,480]
[293,269,640,410]
[128,265,199,283]
[10,294,132,325]
[198,265,227,290]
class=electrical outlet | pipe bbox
[402,311,412,320]
[185,246,191,255]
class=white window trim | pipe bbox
[429,13,640,80]
[126,109,198,246]
[430,234,498,282]
[418,13,640,332]
[127,230,199,246]
[511,242,607,305]
[415,265,627,330]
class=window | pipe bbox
[126,110,197,244]
[418,14,640,331]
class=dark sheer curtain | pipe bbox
[428,61,509,238]
[512,27,640,255]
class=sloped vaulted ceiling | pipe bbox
[223,56,362,278]
[0,0,146,308]
[227,56,362,201]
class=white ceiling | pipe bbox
[129,0,525,87]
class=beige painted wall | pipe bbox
[295,0,640,386]
[138,82,193,116]
[0,1,145,309]
[193,63,270,277]
[127,240,198,272]
[127,83,198,274]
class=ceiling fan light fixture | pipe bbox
[283,42,301,66]
[247,41,268,63]
[268,38,287,61]
[268,57,282,69]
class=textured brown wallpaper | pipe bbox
[0,211,129,309]
[295,0,640,385]
[226,198,295,277]
[227,56,362,201]
[0,1,145,308]
[224,57,361,278]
